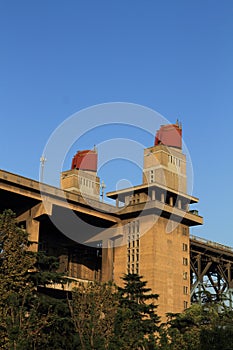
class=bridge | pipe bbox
[1,169,233,307]
[190,235,233,307]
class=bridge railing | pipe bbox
[190,234,233,253]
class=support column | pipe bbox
[26,217,40,252]
[16,202,51,253]
[161,192,165,203]
[197,255,202,304]
[101,239,114,282]
[227,263,232,285]
[152,190,155,201]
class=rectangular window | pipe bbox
[183,286,188,295]
[183,243,188,251]
[183,257,188,266]
[184,301,188,309]
[183,271,188,280]
[127,220,140,275]
[150,170,154,183]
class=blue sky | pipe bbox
[1,1,233,246]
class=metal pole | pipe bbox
[40,155,46,183]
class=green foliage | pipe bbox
[67,274,161,350]
[0,210,35,294]
[0,210,36,349]
[112,273,160,350]
[165,303,233,350]
[0,210,75,349]
[0,210,162,349]
[2,209,233,350]
[30,250,67,287]
[69,281,119,350]
[22,294,77,350]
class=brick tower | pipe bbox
[106,122,202,320]
[61,149,100,199]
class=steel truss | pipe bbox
[190,235,233,308]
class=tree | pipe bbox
[68,281,119,350]
[0,209,36,349]
[0,209,76,349]
[112,273,160,350]
[166,303,233,350]
[22,293,77,350]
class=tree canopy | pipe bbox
[112,273,160,350]
[1,209,233,350]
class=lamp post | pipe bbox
[100,180,106,202]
